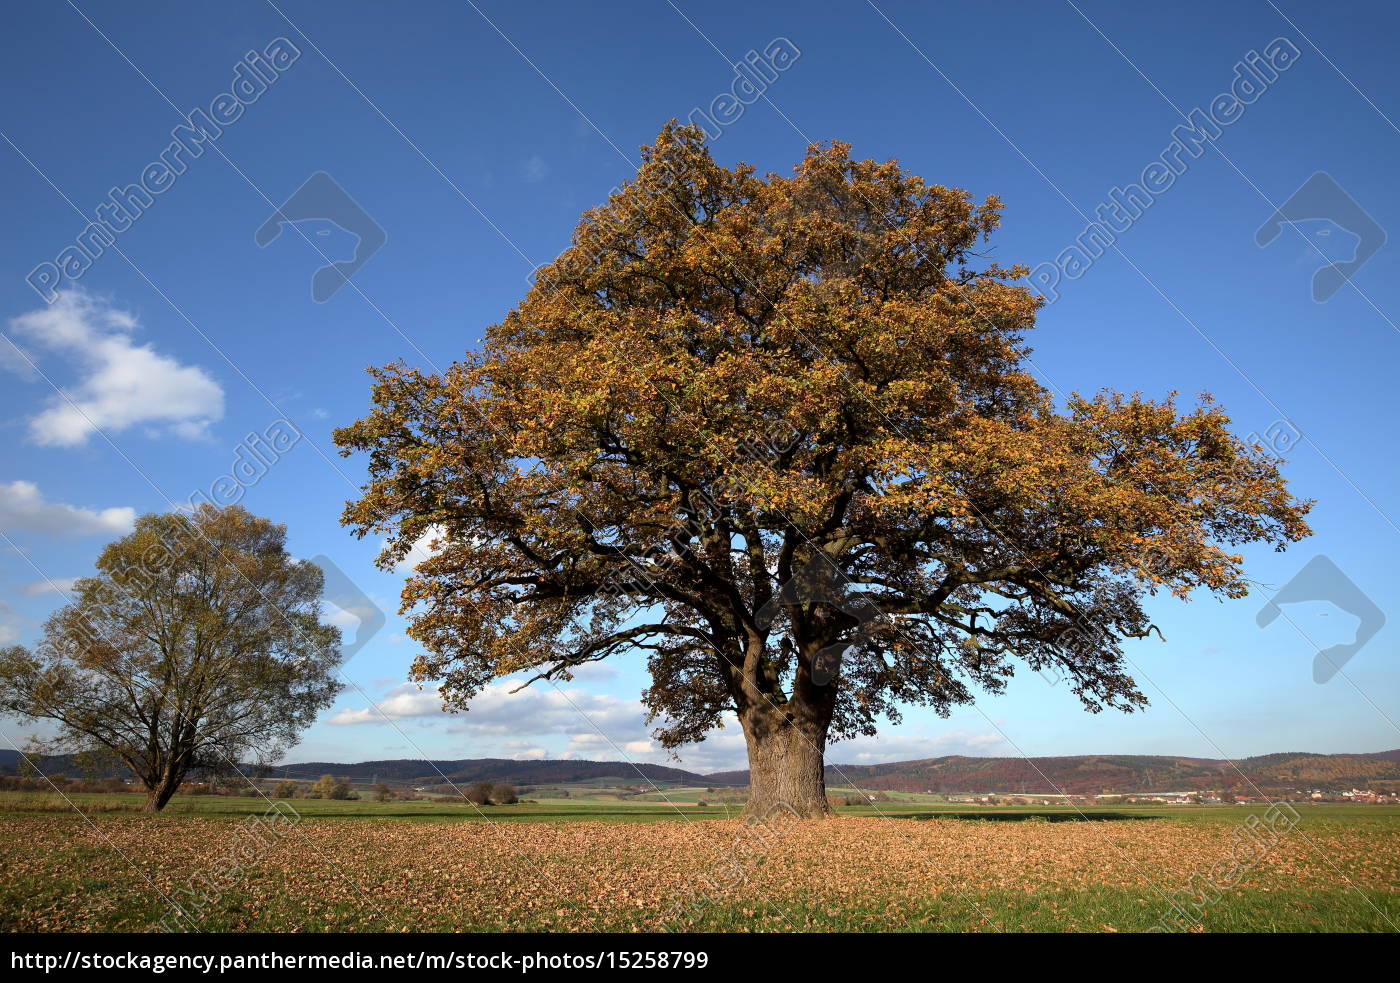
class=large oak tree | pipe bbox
[0,505,342,811]
[336,124,1311,818]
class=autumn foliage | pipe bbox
[336,124,1311,818]
[0,506,342,812]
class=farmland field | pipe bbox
[1,792,1397,932]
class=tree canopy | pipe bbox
[336,123,1311,817]
[0,505,342,811]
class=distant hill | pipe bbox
[706,749,1400,794]
[0,750,117,778]
[0,751,711,786]
[5,748,1397,793]
[261,757,710,786]
[0,751,708,785]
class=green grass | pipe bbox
[0,789,728,822]
[5,789,1394,828]
[3,790,1396,932]
[669,887,1400,933]
[4,789,1398,825]
[837,801,1400,825]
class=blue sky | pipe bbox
[1,0,1396,773]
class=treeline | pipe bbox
[271,776,419,802]
[0,775,130,794]
[265,758,705,785]
[0,774,245,796]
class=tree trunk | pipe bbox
[740,709,831,819]
[142,777,179,812]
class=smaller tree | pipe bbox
[309,774,338,799]
[488,783,518,805]
[274,780,298,799]
[373,782,394,802]
[330,780,355,801]
[0,506,342,811]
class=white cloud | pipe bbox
[563,661,618,682]
[669,729,748,774]
[663,727,1009,775]
[835,729,1008,764]
[0,481,135,536]
[6,291,224,446]
[324,678,1008,775]
[0,599,28,645]
[387,524,447,574]
[322,606,362,629]
[564,732,613,754]
[22,577,79,597]
[0,334,38,380]
[327,685,444,725]
[501,740,548,760]
[329,681,647,743]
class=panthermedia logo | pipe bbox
[1256,555,1385,683]
[309,554,385,667]
[1256,172,1386,302]
[256,172,386,302]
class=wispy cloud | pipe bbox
[520,155,548,183]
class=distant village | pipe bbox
[925,787,1400,806]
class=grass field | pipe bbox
[2,791,1397,932]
